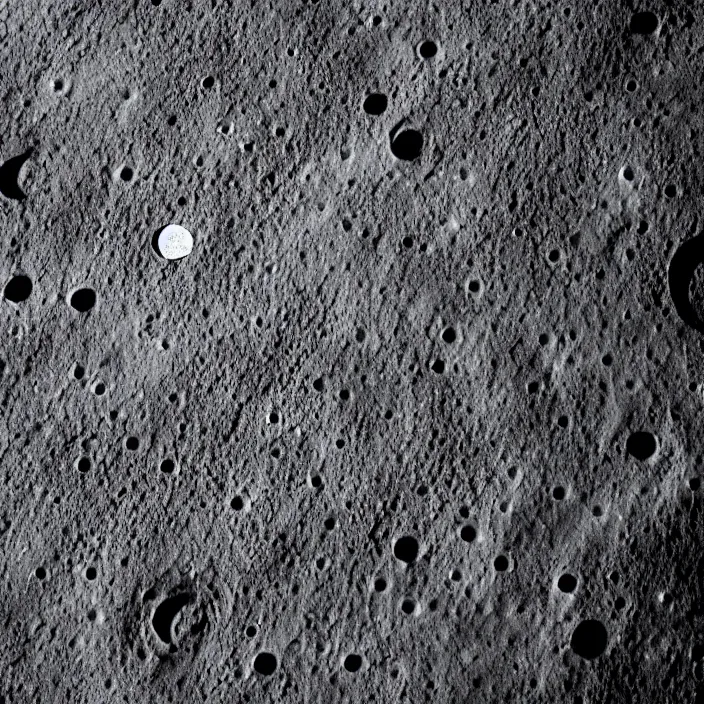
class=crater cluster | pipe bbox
[1,1,703,703]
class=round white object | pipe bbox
[157,224,193,260]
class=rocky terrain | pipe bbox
[1,1,703,702]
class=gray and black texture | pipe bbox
[0,1,703,702]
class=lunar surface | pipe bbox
[1,2,703,702]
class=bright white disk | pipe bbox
[157,224,193,260]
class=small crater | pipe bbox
[431,359,445,374]
[309,473,323,489]
[401,597,417,615]
[0,149,33,201]
[363,93,388,115]
[466,278,483,296]
[629,11,658,35]
[125,436,139,451]
[493,555,509,572]
[253,651,278,676]
[418,40,438,58]
[343,653,363,673]
[69,288,96,313]
[3,275,32,303]
[626,431,657,461]
[152,592,194,650]
[390,129,423,161]
[460,524,476,543]
[557,573,577,593]
[441,326,456,344]
[620,165,635,182]
[570,619,608,660]
[393,535,419,564]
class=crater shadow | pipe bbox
[0,149,33,201]
[152,592,194,651]
[668,233,704,332]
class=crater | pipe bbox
[152,592,194,650]
[668,234,704,332]
[390,128,423,161]
[0,149,33,201]
[570,619,608,660]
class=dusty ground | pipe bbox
[1,1,703,702]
